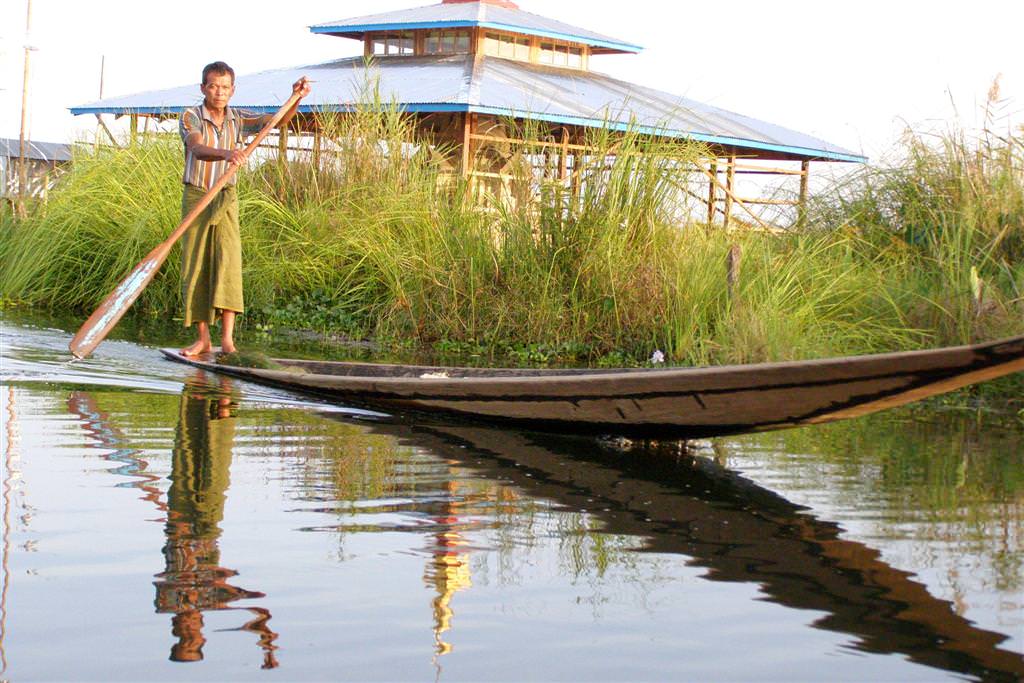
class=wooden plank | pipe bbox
[733,197,800,206]
[731,162,807,175]
[469,132,594,153]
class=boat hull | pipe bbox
[161,335,1024,438]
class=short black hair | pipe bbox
[202,61,235,86]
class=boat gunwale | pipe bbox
[183,334,1024,388]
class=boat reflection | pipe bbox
[360,420,1024,683]
[68,373,279,668]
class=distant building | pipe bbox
[69,0,865,225]
[1,137,72,200]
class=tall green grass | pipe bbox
[807,93,1023,347]
[1,100,1021,386]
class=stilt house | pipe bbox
[70,0,865,226]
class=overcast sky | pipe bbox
[1,0,1021,162]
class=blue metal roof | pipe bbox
[0,137,73,162]
[310,1,643,54]
[69,56,866,163]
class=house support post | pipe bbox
[312,125,322,171]
[798,160,810,228]
[727,243,742,302]
[278,121,289,168]
[461,112,476,201]
[559,126,569,182]
[706,159,718,228]
[723,155,736,229]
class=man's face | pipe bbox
[201,73,234,110]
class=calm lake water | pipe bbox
[1,315,1022,682]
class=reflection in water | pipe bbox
[1,386,18,676]
[68,374,279,668]
[424,474,472,668]
[364,422,1024,683]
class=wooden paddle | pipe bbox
[68,89,305,360]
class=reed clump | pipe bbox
[807,85,1023,348]
[1,94,1020,395]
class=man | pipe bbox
[179,61,311,357]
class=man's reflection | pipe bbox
[154,372,279,667]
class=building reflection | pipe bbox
[67,374,278,668]
[423,473,472,663]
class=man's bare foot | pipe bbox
[181,339,213,357]
[221,340,237,354]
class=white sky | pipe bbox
[1,0,1022,162]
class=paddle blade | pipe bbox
[68,254,164,359]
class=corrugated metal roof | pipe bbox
[69,56,865,162]
[310,1,643,53]
[0,137,73,162]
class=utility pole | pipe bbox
[94,55,105,151]
[16,0,34,218]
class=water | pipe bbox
[1,316,1022,681]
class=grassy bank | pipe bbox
[1,107,1021,402]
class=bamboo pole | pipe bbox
[95,115,118,146]
[798,160,810,228]
[461,112,475,201]
[277,122,289,166]
[696,161,776,232]
[16,0,33,218]
[723,155,736,229]
[94,55,105,152]
[706,159,718,226]
[312,125,322,170]
[559,126,569,182]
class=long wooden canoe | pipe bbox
[161,334,1024,438]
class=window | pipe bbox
[538,42,583,68]
[371,32,415,56]
[539,42,560,65]
[424,30,471,54]
[567,46,583,68]
[484,33,531,61]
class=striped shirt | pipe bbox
[178,104,263,189]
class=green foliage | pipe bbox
[807,86,1024,347]
[1,93,1020,406]
[217,350,283,369]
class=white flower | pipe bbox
[649,350,665,364]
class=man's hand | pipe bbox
[292,76,312,98]
[224,148,249,166]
